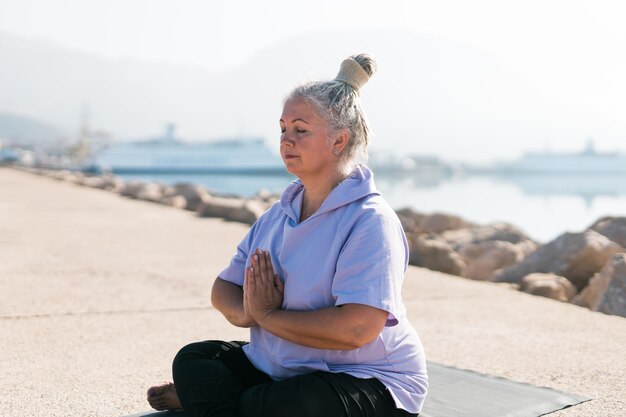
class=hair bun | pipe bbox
[334,53,376,92]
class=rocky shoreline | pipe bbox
[16,166,626,318]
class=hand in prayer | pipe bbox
[245,248,284,324]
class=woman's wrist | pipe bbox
[237,307,258,328]
[253,307,281,329]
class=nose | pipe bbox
[280,132,295,147]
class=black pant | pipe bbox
[172,340,418,417]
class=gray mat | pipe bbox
[420,362,590,417]
[126,361,590,417]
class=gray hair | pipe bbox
[285,54,377,173]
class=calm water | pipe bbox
[120,171,626,243]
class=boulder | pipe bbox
[225,199,270,225]
[395,207,425,234]
[171,183,212,211]
[136,183,164,202]
[79,175,108,189]
[161,195,187,209]
[161,185,177,198]
[197,195,242,218]
[48,170,69,181]
[589,216,626,248]
[520,273,577,302]
[196,195,266,225]
[574,253,626,317]
[459,240,525,280]
[408,234,465,276]
[597,254,626,317]
[254,189,280,203]
[494,230,622,290]
[101,175,125,192]
[418,212,470,234]
[61,171,85,184]
[442,223,534,250]
[515,239,540,257]
[119,181,146,198]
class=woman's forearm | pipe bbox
[211,277,256,328]
[244,250,388,349]
[255,304,388,350]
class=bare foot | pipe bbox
[147,382,182,411]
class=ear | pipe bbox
[331,129,350,154]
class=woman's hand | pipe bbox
[245,248,284,324]
[242,248,387,350]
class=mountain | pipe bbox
[0,30,621,162]
[0,112,68,145]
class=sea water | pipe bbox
[119,171,626,243]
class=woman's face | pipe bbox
[279,98,338,180]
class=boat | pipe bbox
[90,125,285,175]
[493,139,626,174]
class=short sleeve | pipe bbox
[217,221,260,286]
[332,207,409,326]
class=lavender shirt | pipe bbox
[218,165,428,413]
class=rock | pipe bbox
[225,199,270,225]
[573,259,613,310]
[48,170,69,181]
[494,230,622,290]
[395,207,425,234]
[197,196,235,218]
[61,171,84,184]
[161,185,177,198]
[172,183,211,211]
[516,239,540,257]
[101,175,125,192]
[520,273,577,302]
[589,216,626,248]
[119,181,146,198]
[440,223,537,280]
[161,195,187,209]
[409,234,465,276]
[418,212,470,234]
[597,254,626,317]
[574,253,626,317]
[254,189,280,203]
[442,223,534,250]
[397,214,418,235]
[79,176,107,189]
[197,197,269,225]
[136,183,164,202]
[459,240,525,280]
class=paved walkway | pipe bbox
[1,167,624,416]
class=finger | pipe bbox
[257,251,269,283]
[248,266,256,292]
[245,267,251,293]
[274,274,284,294]
[252,256,263,285]
[264,251,275,275]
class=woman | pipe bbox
[147,54,428,417]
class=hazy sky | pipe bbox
[2,1,624,72]
[1,0,625,160]
[2,1,625,73]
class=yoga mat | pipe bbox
[127,362,590,417]
[420,362,590,417]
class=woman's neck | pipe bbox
[299,169,349,221]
